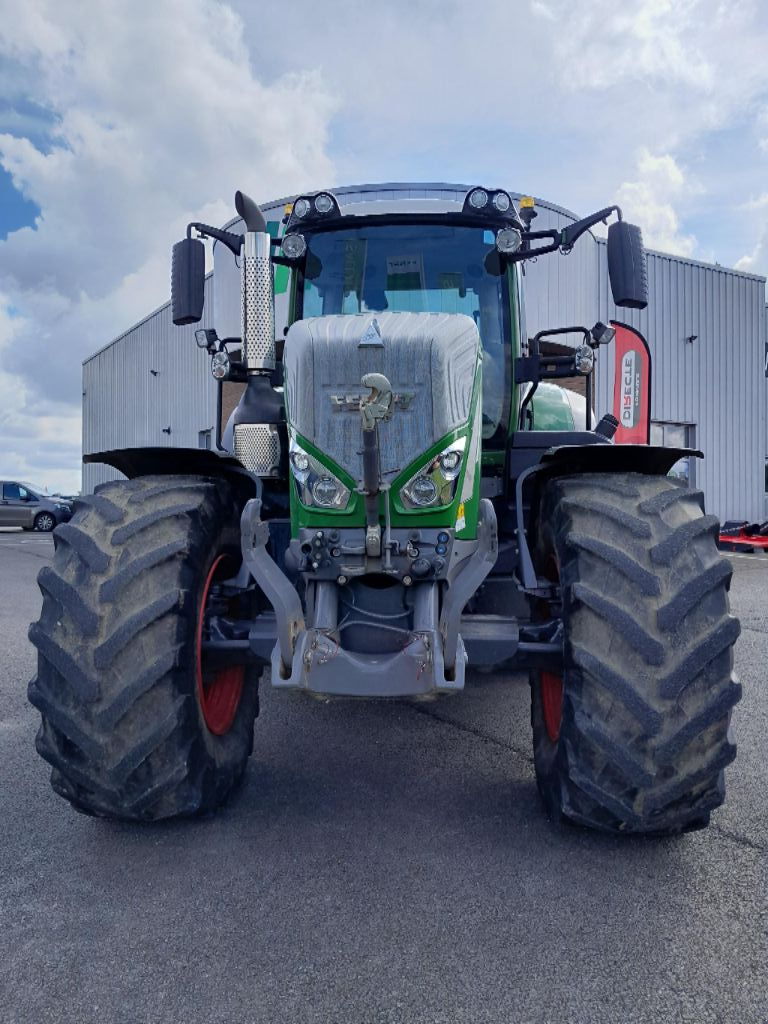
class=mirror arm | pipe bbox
[508,229,561,263]
[532,326,591,347]
[559,206,619,250]
[187,222,243,257]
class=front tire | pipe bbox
[28,475,261,821]
[530,473,741,835]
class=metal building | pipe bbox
[82,182,767,521]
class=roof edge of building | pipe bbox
[596,236,766,283]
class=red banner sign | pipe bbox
[612,321,651,444]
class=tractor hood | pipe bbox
[283,311,481,485]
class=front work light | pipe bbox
[293,198,311,219]
[468,188,489,210]
[590,321,616,347]
[282,233,307,260]
[492,191,511,212]
[496,227,523,254]
[195,327,218,350]
[314,193,334,214]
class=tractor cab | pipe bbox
[285,211,516,445]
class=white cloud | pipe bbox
[530,1,556,21]
[616,149,697,256]
[232,0,768,260]
[0,0,337,493]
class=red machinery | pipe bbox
[718,521,768,553]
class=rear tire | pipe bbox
[530,473,741,835]
[28,475,261,821]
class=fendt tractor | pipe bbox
[29,184,741,833]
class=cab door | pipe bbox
[1,482,33,527]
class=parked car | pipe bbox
[0,481,72,531]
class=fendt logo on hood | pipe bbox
[621,349,642,428]
[330,392,415,412]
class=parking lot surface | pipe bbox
[1,532,765,1024]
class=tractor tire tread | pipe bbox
[28,474,261,821]
[531,472,740,835]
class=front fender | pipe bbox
[539,442,701,477]
[83,446,247,479]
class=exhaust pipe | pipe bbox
[232,190,281,476]
[235,191,275,375]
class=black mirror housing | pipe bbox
[171,237,206,325]
[607,221,648,309]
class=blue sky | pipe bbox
[1,0,768,492]
[0,167,38,238]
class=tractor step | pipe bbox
[460,615,520,666]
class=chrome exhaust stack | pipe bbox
[241,229,276,375]
[233,190,283,475]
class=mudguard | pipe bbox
[83,447,258,493]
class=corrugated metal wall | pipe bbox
[83,183,767,521]
[594,242,767,521]
[83,275,218,489]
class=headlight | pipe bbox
[438,449,462,476]
[407,476,438,507]
[400,436,467,510]
[468,188,489,210]
[211,351,230,380]
[312,477,343,507]
[282,233,306,260]
[290,450,310,473]
[492,191,511,212]
[289,438,351,510]
[293,198,311,219]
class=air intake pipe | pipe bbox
[235,190,275,375]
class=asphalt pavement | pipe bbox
[1,531,766,1024]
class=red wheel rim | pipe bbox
[539,553,563,743]
[196,554,244,735]
[540,670,564,743]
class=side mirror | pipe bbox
[607,221,648,309]
[171,237,206,325]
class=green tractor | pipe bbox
[29,185,741,832]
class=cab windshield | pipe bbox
[297,222,512,439]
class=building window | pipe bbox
[650,421,696,485]
[198,429,212,451]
